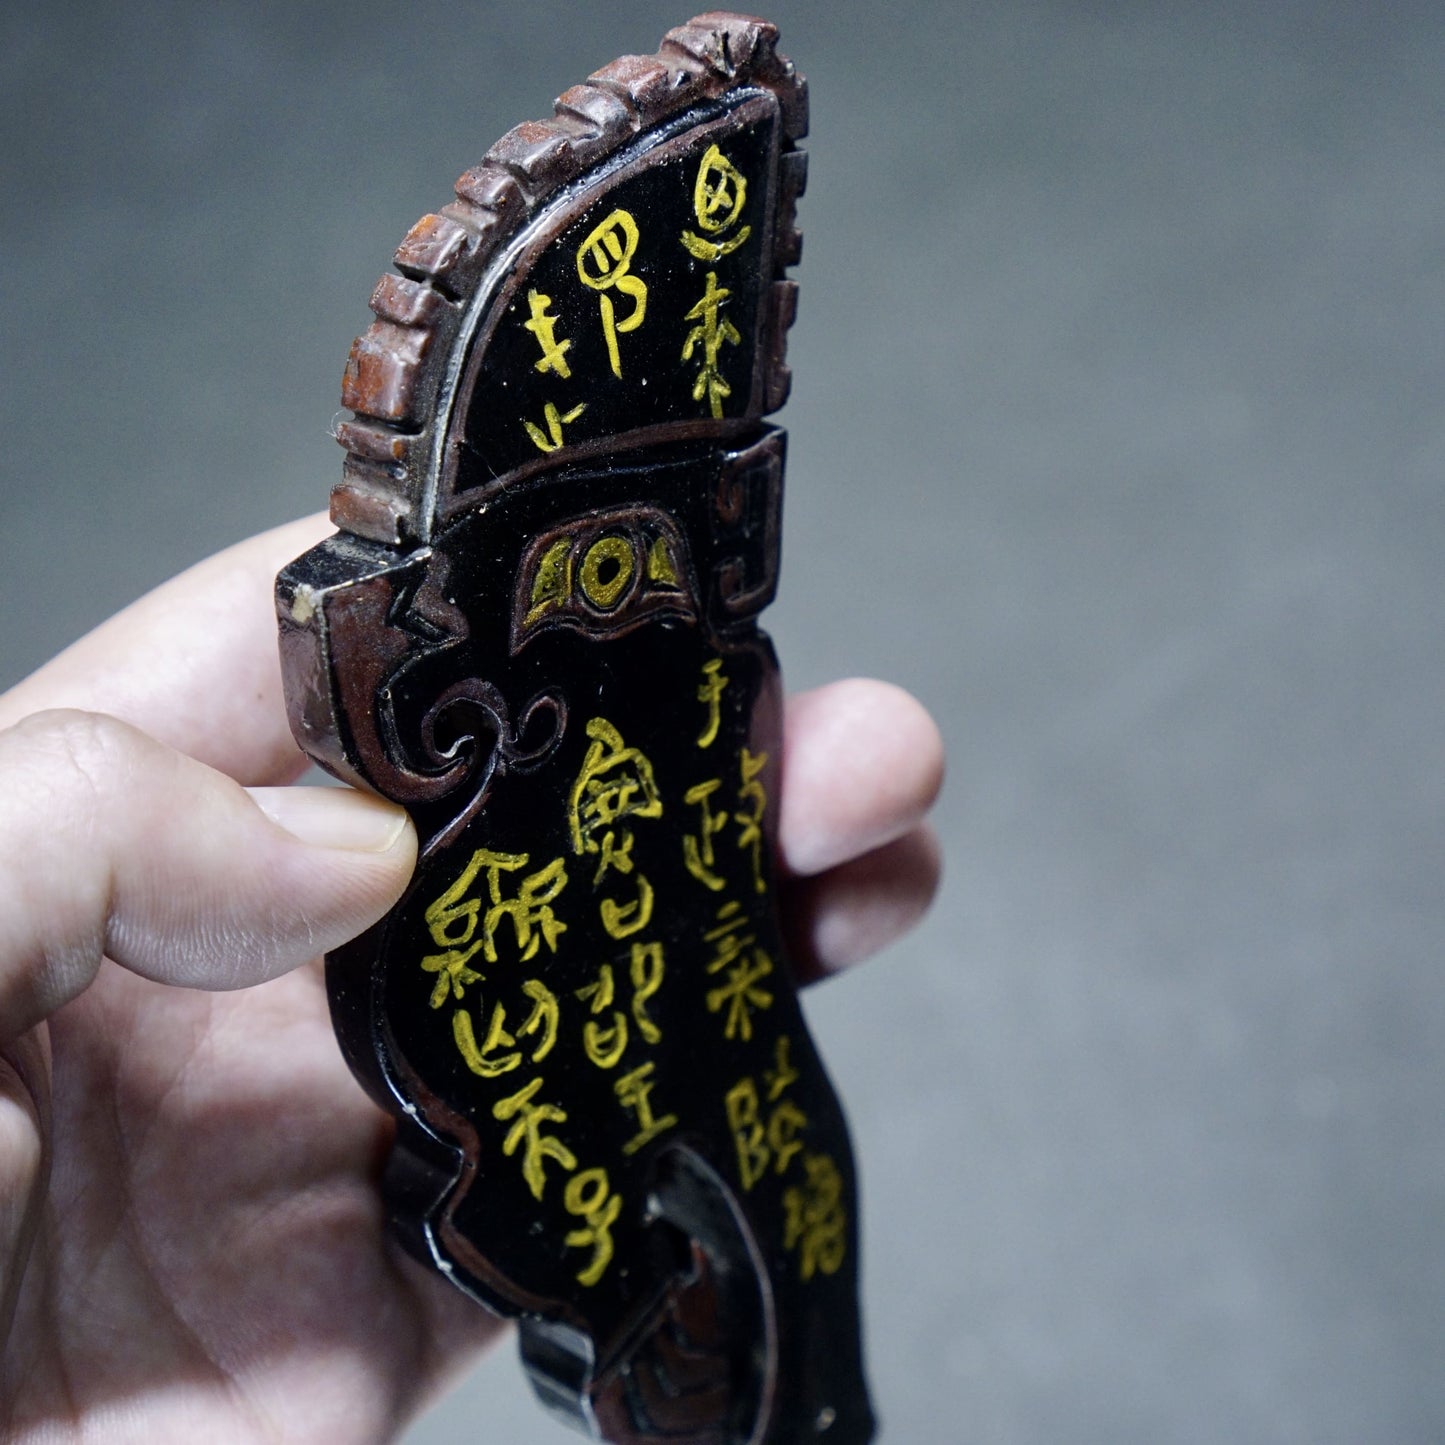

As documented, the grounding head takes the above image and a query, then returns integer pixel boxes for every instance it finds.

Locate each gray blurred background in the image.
[4,2,1443,1440]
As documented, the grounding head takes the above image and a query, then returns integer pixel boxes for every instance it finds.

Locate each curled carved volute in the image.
[277,15,873,1443]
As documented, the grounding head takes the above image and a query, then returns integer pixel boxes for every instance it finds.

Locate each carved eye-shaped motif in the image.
[512,506,697,650]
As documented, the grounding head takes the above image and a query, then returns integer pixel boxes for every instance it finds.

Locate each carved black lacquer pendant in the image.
[276,15,873,1442]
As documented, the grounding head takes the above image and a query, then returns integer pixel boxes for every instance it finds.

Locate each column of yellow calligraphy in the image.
[569,719,681,1153]
[565,717,680,1255]
[520,288,586,453]
[418,845,622,1287]
[680,146,749,418]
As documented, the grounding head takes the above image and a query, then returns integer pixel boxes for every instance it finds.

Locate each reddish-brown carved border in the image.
[331,12,808,547]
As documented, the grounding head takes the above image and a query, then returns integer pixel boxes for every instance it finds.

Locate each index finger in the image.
[0,514,332,786]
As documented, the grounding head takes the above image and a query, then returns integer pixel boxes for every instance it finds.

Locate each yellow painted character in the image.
[493,1076,577,1201]
[576,209,648,378]
[564,1167,622,1287]
[681,144,752,261]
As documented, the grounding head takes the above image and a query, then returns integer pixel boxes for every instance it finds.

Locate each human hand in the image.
[0,516,942,1442]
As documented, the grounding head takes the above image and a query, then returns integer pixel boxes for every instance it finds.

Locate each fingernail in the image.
[249,786,410,853]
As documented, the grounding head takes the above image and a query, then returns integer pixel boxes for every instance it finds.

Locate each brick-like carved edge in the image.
[332,12,808,546]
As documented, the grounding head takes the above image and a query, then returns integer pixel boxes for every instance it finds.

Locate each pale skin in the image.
[0,515,944,1442]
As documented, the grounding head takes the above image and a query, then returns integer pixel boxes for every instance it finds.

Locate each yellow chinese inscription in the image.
[576,208,648,379]
[783,1153,847,1280]
[764,1033,800,1101]
[577,962,629,1069]
[600,874,654,940]
[682,778,729,892]
[421,849,568,1008]
[615,1061,678,1156]
[452,978,558,1078]
[575,940,667,1068]
[629,940,665,1045]
[486,1070,623,1287]
[696,658,728,748]
[569,717,663,858]
[704,900,774,1040]
[682,144,752,262]
[564,1167,622,1287]
[682,271,741,419]
[736,747,768,894]
[589,825,637,886]
[522,288,572,378]
[725,1065,808,1191]
[523,399,587,454]
[493,1075,578,1201]
[569,717,663,938]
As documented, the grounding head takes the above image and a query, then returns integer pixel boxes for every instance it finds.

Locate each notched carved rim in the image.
[330,11,808,548]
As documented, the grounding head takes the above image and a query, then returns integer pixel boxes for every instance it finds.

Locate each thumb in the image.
[0,709,416,1042]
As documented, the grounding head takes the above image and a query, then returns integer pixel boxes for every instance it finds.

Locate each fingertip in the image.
[780,678,945,878]
[215,785,418,987]
[855,678,946,812]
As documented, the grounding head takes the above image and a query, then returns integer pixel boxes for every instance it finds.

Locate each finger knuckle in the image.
[0,711,146,874]
[0,709,133,808]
